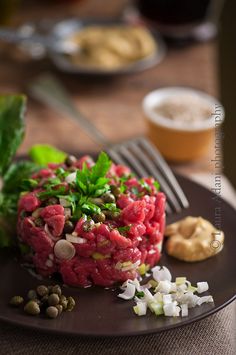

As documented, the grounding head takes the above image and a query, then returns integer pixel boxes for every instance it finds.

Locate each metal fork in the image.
[29,74,189,214]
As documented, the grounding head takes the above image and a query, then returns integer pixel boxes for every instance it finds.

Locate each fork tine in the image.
[107,146,173,215]
[114,145,148,177]
[138,137,189,209]
[127,141,183,213]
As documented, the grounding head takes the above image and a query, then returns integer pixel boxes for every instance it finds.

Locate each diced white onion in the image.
[66,234,86,244]
[153,292,163,303]
[65,172,76,183]
[197,295,214,306]
[170,283,177,292]
[173,306,181,317]
[143,288,155,304]
[117,265,214,319]
[118,283,136,300]
[178,283,188,292]
[148,249,156,255]
[152,266,172,282]
[120,279,144,292]
[181,304,188,317]
[163,303,177,317]
[44,224,58,241]
[134,301,147,316]
[163,294,172,305]
[197,282,209,294]
[45,259,53,268]
[121,260,140,272]
[156,280,172,294]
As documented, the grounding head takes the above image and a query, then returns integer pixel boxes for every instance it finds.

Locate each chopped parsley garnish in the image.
[135,291,145,298]
[153,180,160,191]
[117,225,131,233]
[140,179,151,192]
[102,203,120,212]
[75,152,111,197]
[130,186,139,196]
[21,178,38,190]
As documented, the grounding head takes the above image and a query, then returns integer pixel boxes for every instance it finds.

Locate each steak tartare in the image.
[17,152,166,287]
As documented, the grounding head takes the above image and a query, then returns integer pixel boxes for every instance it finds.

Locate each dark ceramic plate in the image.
[0,175,236,337]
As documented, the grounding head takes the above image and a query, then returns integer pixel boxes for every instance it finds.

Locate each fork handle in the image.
[30,74,111,147]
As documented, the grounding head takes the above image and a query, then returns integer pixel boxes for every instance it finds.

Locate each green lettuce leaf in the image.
[29,144,67,165]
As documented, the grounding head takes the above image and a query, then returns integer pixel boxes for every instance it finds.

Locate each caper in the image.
[34,217,44,227]
[51,285,62,297]
[104,210,120,220]
[46,197,58,206]
[83,220,95,232]
[24,300,40,316]
[63,220,74,234]
[89,198,104,207]
[65,155,77,167]
[93,212,106,223]
[55,304,63,315]
[46,306,58,319]
[36,285,48,297]
[60,295,68,310]
[110,185,121,197]
[102,192,115,203]
[112,211,120,220]
[27,289,37,300]
[67,296,76,312]
[48,293,60,306]
[10,296,24,307]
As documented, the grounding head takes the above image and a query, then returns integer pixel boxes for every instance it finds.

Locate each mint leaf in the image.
[29,144,67,165]
[0,95,26,176]
[0,192,19,247]
[3,161,39,193]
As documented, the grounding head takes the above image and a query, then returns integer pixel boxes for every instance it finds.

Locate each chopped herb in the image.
[135,291,145,298]
[140,179,151,192]
[119,184,127,193]
[102,203,120,212]
[75,152,111,198]
[131,186,139,196]
[117,225,131,236]
[21,179,38,190]
[44,177,62,187]
[37,185,67,199]
[153,180,160,191]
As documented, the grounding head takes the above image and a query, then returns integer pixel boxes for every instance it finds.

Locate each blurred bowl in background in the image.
[50,18,166,75]
[143,87,224,162]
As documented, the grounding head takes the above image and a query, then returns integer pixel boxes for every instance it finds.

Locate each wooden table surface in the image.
[0,0,218,176]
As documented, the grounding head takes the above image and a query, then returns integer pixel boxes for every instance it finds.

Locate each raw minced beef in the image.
[17,153,166,287]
